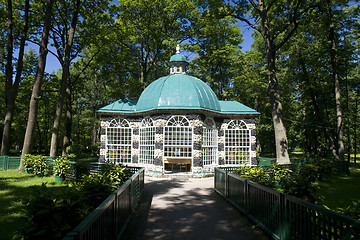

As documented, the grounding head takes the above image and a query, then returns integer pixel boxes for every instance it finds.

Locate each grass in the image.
[0,170,66,240]
[316,163,360,211]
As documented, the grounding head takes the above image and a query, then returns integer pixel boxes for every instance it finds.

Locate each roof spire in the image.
[169,44,189,75]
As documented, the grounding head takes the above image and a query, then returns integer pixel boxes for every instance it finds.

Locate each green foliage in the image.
[100,163,133,189]
[337,201,360,221]
[73,160,90,180]
[311,158,335,180]
[21,164,133,239]
[281,163,319,203]
[269,163,293,188]
[69,164,132,207]
[23,154,50,176]
[53,156,71,177]
[234,166,273,188]
[235,159,337,203]
[22,184,84,240]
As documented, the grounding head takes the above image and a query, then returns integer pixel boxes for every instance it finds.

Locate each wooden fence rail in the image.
[215,168,360,240]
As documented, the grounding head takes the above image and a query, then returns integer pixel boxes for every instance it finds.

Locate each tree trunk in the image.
[49,0,80,157]
[20,0,53,170]
[355,92,358,164]
[327,0,344,161]
[267,50,290,164]
[92,71,99,146]
[2,0,30,156]
[2,0,14,156]
[261,10,290,164]
[62,79,72,156]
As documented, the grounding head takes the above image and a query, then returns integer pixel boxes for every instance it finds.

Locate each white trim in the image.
[139,118,155,165]
[224,120,251,165]
[163,116,193,173]
[105,118,132,164]
[202,118,218,166]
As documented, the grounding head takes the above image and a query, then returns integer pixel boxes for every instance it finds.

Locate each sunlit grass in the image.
[0,170,66,240]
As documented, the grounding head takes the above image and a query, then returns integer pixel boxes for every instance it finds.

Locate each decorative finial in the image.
[176,44,180,54]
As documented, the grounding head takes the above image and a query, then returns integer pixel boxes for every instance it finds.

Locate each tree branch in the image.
[27,38,62,63]
[72,49,101,86]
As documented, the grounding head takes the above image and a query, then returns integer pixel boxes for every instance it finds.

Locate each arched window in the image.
[139,118,155,164]
[105,118,132,164]
[202,118,218,165]
[224,120,250,165]
[164,116,192,158]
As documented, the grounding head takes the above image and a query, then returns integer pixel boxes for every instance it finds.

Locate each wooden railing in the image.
[63,167,144,240]
[215,168,360,240]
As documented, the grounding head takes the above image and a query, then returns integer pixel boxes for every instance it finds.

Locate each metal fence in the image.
[0,156,21,170]
[215,168,360,240]
[62,167,144,240]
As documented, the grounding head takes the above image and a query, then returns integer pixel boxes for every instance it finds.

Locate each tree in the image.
[49,0,81,157]
[189,9,242,100]
[20,0,54,170]
[1,0,30,155]
[327,0,344,161]
[214,0,315,164]
[113,0,197,92]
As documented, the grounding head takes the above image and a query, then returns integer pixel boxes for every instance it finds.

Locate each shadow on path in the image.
[122,177,269,240]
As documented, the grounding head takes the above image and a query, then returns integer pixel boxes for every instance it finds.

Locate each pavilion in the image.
[97,46,259,176]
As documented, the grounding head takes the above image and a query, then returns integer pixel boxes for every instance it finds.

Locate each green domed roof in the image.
[135,74,220,112]
[169,54,188,63]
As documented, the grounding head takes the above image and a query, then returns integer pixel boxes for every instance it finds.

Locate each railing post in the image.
[114,192,118,240]
[5,156,9,171]
[245,179,249,217]
[225,170,228,198]
[279,192,287,240]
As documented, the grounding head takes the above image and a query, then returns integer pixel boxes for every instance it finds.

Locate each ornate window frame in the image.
[224,119,251,165]
[202,118,218,165]
[105,118,132,164]
[139,117,155,164]
[163,116,193,159]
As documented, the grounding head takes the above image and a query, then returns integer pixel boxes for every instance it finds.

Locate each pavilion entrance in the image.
[164,158,192,174]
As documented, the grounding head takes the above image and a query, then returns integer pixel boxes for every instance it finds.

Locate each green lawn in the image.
[316,163,360,212]
[0,170,66,240]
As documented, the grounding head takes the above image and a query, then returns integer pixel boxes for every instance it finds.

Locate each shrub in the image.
[72,164,132,207]
[281,163,319,202]
[53,156,71,177]
[23,155,49,176]
[311,158,335,180]
[73,160,90,180]
[234,166,274,187]
[22,164,134,240]
[22,184,84,240]
[269,163,293,189]
[337,201,360,221]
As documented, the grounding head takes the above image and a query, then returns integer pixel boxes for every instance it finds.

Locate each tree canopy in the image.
[0,0,359,163]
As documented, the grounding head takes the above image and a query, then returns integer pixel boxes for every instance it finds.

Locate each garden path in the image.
[121,176,269,240]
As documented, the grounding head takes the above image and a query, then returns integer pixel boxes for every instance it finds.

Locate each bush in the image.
[21,164,134,240]
[53,156,71,177]
[337,201,360,221]
[22,184,84,240]
[73,161,90,180]
[234,166,274,187]
[234,161,328,203]
[23,155,50,176]
[269,163,293,188]
[280,163,319,202]
[311,158,335,180]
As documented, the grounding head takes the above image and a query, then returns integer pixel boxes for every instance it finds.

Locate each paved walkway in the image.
[121,176,269,240]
